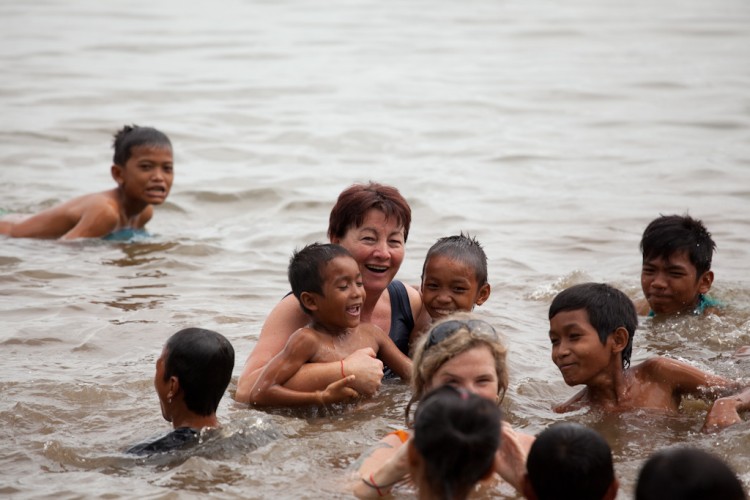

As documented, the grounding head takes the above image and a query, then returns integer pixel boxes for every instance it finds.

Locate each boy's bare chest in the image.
[310,330,379,362]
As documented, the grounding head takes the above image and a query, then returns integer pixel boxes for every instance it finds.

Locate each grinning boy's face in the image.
[549,309,615,387]
[641,250,712,315]
[421,254,490,320]
[113,144,174,206]
[309,255,365,330]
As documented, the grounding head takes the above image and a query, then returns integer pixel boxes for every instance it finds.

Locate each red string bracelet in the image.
[370,472,385,497]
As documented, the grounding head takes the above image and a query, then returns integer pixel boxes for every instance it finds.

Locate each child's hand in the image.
[343,348,384,396]
[321,375,360,404]
[495,422,531,491]
[702,397,743,432]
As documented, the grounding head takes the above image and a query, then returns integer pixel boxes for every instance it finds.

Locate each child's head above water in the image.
[407,312,508,422]
[420,233,491,319]
[288,243,362,318]
[636,446,746,500]
[409,385,501,500]
[640,214,716,315]
[549,282,638,369]
[156,328,235,422]
[523,422,618,500]
[112,124,172,166]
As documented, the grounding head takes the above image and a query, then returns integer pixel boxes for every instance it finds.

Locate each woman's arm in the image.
[353,433,411,499]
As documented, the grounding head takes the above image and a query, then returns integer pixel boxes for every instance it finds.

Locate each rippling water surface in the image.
[1,0,749,498]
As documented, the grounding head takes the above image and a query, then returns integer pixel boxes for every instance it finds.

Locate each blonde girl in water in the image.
[353,312,534,498]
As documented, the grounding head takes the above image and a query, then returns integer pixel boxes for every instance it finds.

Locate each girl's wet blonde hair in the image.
[406,312,508,425]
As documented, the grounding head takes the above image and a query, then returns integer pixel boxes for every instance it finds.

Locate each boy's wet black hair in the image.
[636,447,745,500]
[163,328,234,416]
[640,214,716,278]
[526,423,615,500]
[548,283,638,369]
[413,385,501,500]
[112,124,172,166]
[421,232,488,286]
[288,243,354,315]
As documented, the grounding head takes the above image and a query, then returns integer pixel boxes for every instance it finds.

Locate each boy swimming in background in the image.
[248,243,412,407]
[548,282,750,432]
[0,125,173,240]
[128,327,234,455]
[420,233,491,320]
[636,214,720,316]
[523,422,618,500]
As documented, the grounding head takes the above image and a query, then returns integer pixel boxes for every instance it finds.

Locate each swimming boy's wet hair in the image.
[112,125,172,166]
[327,182,412,243]
[526,423,615,500]
[163,328,234,417]
[640,214,716,277]
[549,283,638,369]
[636,447,746,500]
[421,232,488,286]
[288,243,354,315]
[413,385,501,500]
[407,312,508,424]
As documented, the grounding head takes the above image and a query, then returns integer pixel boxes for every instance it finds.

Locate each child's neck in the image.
[114,188,148,221]
[310,318,355,337]
[584,364,633,409]
[170,408,219,430]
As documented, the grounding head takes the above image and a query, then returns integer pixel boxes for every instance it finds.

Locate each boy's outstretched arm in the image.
[372,326,412,381]
[248,329,359,407]
[703,386,750,432]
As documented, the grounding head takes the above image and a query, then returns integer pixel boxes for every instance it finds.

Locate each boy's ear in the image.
[610,327,629,354]
[167,376,180,400]
[603,478,619,500]
[300,291,319,312]
[521,473,538,500]
[697,270,714,294]
[475,283,491,306]
[111,164,124,186]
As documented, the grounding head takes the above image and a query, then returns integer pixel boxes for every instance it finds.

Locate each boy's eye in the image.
[163,166,173,174]
[356,281,363,287]
[425,283,439,291]
[452,287,468,294]
[550,338,560,346]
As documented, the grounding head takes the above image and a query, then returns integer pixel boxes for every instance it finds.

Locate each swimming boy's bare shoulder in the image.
[633,356,734,398]
[1,190,122,239]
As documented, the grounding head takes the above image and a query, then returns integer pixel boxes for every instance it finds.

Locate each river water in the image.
[1,0,749,498]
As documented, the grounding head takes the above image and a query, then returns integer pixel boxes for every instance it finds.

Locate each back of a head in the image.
[327,182,411,242]
[421,233,488,286]
[640,214,715,276]
[164,328,235,416]
[413,385,501,500]
[287,243,352,314]
[548,282,638,368]
[112,124,171,165]
[526,423,615,500]
[636,447,746,500]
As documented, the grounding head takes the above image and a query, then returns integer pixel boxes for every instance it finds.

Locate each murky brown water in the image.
[1,0,749,498]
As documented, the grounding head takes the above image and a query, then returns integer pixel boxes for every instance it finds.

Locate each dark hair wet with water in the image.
[548,282,638,369]
[421,232,488,286]
[636,447,746,500]
[112,124,172,166]
[525,422,616,500]
[640,214,716,277]
[164,328,234,416]
[412,385,501,500]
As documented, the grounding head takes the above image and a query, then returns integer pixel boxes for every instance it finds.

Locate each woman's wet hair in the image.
[163,328,234,416]
[112,124,172,166]
[636,447,746,500]
[406,312,508,424]
[548,282,638,369]
[327,182,411,242]
[412,385,501,500]
[421,232,488,286]
[526,423,615,500]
